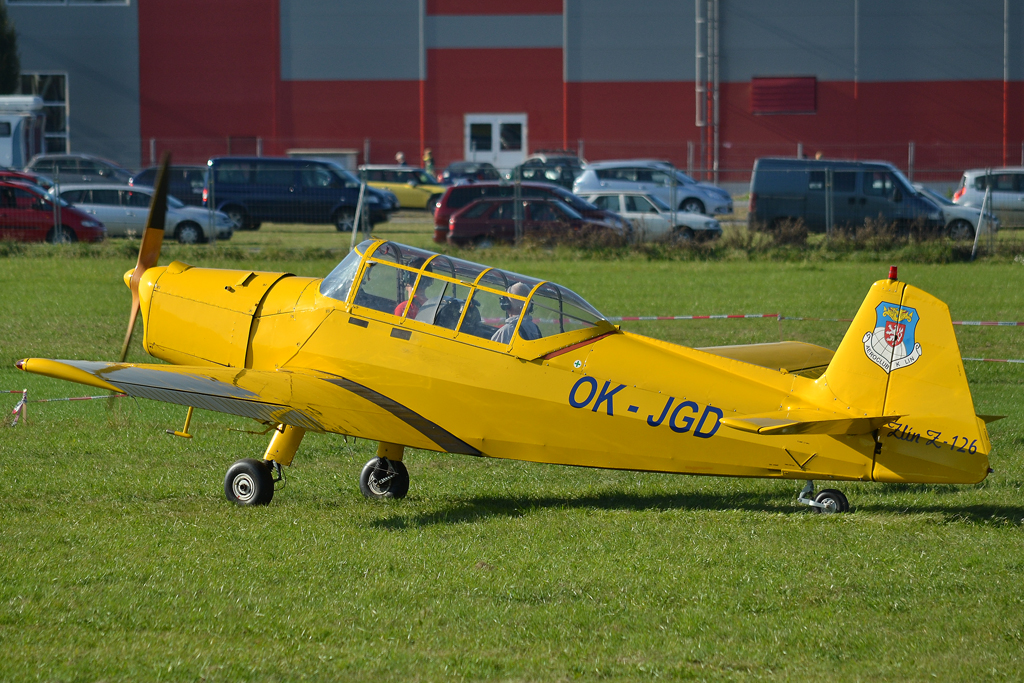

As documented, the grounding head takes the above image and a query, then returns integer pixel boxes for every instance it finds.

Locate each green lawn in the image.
[0,233,1022,681]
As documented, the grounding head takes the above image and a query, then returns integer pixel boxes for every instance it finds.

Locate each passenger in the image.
[490,282,541,343]
[394,257,429,318]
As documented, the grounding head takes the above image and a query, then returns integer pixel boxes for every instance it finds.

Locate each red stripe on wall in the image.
[428,0,562,15]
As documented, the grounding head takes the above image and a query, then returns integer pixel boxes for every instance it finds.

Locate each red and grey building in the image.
[9,0,1023,182]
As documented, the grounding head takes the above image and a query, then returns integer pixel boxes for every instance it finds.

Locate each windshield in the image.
[317,160,361,186]
[551,187,596,211]
[674,170,696,184]
[552,200,583,220]
[648,194,671,210]
[167,195,185,209]
[413,170,435,184]
[918,186,952,206]
[890,168,917,194]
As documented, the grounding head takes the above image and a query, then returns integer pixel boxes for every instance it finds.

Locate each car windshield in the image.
[168,195,185,209]
[673,170,697,184]
[647,194,672,210]
[551,187,597,211]
[890,168,917,194]
[318,160,361,186]
[413,170,434,184]
[552,200,583,220]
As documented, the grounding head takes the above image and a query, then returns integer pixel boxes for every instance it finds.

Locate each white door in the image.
[464,114,527,173]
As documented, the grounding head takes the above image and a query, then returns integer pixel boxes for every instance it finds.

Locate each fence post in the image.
[796,142,803,159]
[825,167,834,236]
[577,138,584,159]
[513,166,523,244]
[363,138,371,165]
[907,141,915,182]
[149,138,156,166]
[687,141,694,178]
[256,137,263,157]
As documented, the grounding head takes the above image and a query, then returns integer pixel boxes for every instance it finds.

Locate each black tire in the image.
[334,208,356,232]
[45,226,77,243]
[427,194,441,216]
[175,221,204,244]
[671,227,695,243]
[680,198,705,214]
[814,488,849,514]
[224,458,275,506]
[947,219,975,241]
[359,457,409,500]
[222,205,252,231]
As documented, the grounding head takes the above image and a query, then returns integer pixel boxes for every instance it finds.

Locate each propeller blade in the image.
[118,152,171,362]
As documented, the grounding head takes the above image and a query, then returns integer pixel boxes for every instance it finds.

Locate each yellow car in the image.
[360,165,447,212]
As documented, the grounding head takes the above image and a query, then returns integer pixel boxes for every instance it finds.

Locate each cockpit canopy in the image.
[320,240,608,348]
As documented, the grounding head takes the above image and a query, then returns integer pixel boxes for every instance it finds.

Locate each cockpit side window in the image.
[529,283,600,337]
[353,261,402,314]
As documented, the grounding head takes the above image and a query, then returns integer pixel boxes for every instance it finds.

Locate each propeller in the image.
[118,152,172,362]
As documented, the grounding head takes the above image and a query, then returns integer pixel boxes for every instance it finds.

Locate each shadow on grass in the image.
[369,489,1024,529]
[370,489,796,530]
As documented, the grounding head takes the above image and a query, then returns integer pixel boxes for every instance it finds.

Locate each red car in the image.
[0,169,56,191]
[433,181,629,243]
[447,197,616,246]
[0,181,105,243]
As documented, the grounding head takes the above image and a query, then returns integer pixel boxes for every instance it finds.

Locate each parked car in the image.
[580,191,722,242]
[438,161,501,185]
[446,197,616,246]
[914,184,998,240]
[26,153,132,184]
[130,165,207,206]
[359,164,448,211]
[574,160,733,215]
[952,167,1024,228]
[433,181,629,243]
[506,151,586,190]
[0,168,55,191]
[748,158,943,233]
[55,183,232,243]
[204,157,395,231]
[0,180,105,243]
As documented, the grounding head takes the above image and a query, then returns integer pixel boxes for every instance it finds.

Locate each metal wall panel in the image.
[8,4,140,169]
[280,0,420,81]
[565,0,694,82]
[424,15,562,48]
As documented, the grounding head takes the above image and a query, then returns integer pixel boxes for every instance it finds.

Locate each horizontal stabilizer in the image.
[697,341,835,378]
[720,410,901,436]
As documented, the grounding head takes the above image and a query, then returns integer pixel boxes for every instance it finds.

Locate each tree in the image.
[0,3,19,95]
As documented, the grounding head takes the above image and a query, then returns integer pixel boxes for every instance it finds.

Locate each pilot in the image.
[490,282,541,344]
[394,257,429,318]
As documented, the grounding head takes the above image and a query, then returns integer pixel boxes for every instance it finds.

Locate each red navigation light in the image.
[888,265,898,281]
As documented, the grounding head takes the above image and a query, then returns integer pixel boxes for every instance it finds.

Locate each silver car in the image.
[573,160,733,215]
[580,191,722,242]
[54,183,233,243]
[953,167,1024,228]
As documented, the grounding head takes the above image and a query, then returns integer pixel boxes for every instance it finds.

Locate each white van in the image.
[0,96,46,169]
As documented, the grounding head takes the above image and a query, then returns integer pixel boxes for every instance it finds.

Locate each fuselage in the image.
[135,252,990,487]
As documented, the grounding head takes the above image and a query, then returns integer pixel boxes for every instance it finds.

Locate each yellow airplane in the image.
[17,160,994,512]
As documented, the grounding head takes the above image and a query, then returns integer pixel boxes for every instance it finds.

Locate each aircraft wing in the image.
[720,410,900,436]
[697,341,834,378]
[15,358,482,455]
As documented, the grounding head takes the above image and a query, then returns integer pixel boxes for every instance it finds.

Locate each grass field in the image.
[1,224,1022,681]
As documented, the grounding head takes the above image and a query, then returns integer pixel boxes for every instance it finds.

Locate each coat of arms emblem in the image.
[862,302,922,373]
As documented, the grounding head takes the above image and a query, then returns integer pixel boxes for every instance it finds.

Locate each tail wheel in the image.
[225,458,275,506]
[813,489,849,514]
[359,457,409,499]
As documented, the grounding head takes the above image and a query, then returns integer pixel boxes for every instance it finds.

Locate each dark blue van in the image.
[204,156,396,231]
[748,158,943,232]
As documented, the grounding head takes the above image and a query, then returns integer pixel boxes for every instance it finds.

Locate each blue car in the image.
[204,156,396,231]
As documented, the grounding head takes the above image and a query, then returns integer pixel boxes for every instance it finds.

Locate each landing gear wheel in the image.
[224,458,275,506]
[813,488,849,514]
[359,457,409,500]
